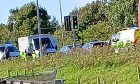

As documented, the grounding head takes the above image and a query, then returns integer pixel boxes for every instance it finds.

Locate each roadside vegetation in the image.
[0,0,139,83]
[0,46,140,84]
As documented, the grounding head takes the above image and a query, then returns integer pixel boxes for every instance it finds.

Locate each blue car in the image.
[4,42,19,57]
[59,44,82,54]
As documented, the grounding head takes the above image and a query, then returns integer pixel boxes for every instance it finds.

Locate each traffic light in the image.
[72,16,78,29]
[64,16,72,31]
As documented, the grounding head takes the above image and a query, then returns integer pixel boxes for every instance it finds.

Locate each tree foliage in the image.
[105,0,137,29]
[79,22,111,43]
[0,24,10,43]
[54,29,73,48]
[56,0,138,45]
[6,2,58,44]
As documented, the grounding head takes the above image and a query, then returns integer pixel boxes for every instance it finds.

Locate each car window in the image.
[93,42,108,47]
[0,47,5,52]
[7,47,18,52]
[33,38,53,50]
[102,42,108,46]
[82,44,87,49]
[94,43,101,46]
[82,43,91,49]
[67,45,73,49]
[66,46,71,50]
[67,45,82,49]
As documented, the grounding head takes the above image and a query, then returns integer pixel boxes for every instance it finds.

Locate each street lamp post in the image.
[59,0,64,47]
[36,0,43,57]
[59,0,63,26]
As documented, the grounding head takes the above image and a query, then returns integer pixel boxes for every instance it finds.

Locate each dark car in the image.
[82,41,109,52]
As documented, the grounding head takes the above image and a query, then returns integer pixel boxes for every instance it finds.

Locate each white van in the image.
[111,28,140,48]
[18,34,58,57]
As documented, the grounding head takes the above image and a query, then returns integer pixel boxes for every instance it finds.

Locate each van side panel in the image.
[119,29,135,42]
[18,37,29,52]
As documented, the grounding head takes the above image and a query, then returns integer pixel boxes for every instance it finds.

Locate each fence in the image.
[0,69,62,84]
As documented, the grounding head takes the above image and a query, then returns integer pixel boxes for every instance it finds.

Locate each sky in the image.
[0,0,94,24]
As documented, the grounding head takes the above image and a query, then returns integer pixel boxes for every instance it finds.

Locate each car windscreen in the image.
[0,47,5,52]
[7,46,18,52]
[33,38,54,50]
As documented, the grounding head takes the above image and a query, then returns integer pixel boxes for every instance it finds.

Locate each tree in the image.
[69,7,79,16]
[48,16,59,33]
[79,22,111,43]
[76,0,107,31]
[54,29,73,48]
[104,0,137,30]
[0,24,11,43]
[8,2,58,41]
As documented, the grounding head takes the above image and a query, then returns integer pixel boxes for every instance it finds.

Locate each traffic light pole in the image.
[73,14,79,49]
[36,0,43,57]
[71,15,76,49]
[64,15,78,49]
[73,29,76,49]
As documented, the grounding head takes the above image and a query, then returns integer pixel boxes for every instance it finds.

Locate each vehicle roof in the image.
[62,44,82,49]
[0,44,16,48]
[0,44,5,47]
[63,45,72,47]
[64,44,81,46]
[87,41,108,44]
[5,44,15,47]
[66,45,72,47]
[18,34,55,39]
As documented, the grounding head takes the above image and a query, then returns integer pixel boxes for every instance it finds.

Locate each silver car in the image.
[59,44,82,54]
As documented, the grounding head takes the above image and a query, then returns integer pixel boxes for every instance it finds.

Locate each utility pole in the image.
[36,0,42,57]
[59,0,63,26]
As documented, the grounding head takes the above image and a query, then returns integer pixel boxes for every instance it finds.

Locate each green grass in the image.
[0,46,140,84]
[57,63,138,84]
